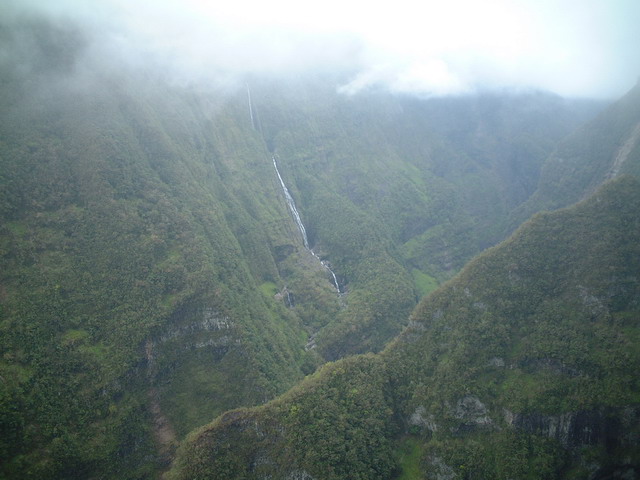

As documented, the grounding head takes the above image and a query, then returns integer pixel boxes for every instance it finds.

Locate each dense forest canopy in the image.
[1,4,639,479]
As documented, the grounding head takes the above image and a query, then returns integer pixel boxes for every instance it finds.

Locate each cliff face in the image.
[505,406,640,450]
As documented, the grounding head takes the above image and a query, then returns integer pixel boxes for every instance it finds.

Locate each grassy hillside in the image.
[169,176,640,479]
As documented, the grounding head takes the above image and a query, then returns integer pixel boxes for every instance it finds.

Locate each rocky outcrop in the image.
[504,406,640,449]
[451,395,493,434]
[158,308,233,343]
[149,307,239,356]
[286,470,315,480]
[409,406,439,432]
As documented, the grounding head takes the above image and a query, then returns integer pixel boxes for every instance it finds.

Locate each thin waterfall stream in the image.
[246,83,256,130]
[245,83,341,295]
[272,156,309,249]
[272,155,341,294]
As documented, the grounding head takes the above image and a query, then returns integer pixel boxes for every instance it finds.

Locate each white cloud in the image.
[6,0,640,98]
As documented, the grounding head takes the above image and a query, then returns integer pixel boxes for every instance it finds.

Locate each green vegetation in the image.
[511,81,640,229]
[248,80,599,358]
[168,355,400,480]
[396,436,425,480]
[0,19,323,476]
[410,268,439,298]
[419,431,567,480]
[258,281,278,298]
[170,176,640,479]
[1,12,630,479]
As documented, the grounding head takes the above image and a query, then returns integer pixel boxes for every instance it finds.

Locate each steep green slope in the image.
[0,12,608,478]
[169,176,640,479]
[249,80,600,358]
[511,81,640,228]
[0,18,329,478]
[254,82,601,276]
[388,175,640,478]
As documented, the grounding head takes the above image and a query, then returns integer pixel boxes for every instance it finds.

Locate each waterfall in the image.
[273,156,309,249]
[321,259,341,293]
[272,155,341,293]
[286,289,293,307]
[246,83,256,130]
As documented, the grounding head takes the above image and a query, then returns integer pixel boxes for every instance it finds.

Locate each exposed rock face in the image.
[453,395,492,430]
[425,455,456,480]
[286,470,315,480]
[409,406,438,432]
[504,406,640,449]
[487,356,505,367]
[577,284,610,318]
[151,307,240,357]
[591,464,639,480]
[158,308,234,344]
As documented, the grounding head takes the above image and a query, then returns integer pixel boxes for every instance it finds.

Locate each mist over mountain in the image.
[510,80,640,227]
[1,5,638,480]
[3,0,639,97]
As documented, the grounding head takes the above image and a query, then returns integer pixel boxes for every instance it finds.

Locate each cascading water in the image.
[273,156,310,249]
[272,155,341,294]
[246,86,341,295]
[246,83,256,130]
[322,260,340,293]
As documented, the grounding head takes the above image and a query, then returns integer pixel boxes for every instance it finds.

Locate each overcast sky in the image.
[7,0,640,98]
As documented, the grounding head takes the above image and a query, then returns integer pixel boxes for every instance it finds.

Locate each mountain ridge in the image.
[169,175,640,479]
[509,81,640,229]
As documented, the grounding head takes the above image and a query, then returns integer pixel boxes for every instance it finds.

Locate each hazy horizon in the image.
[3,0,639,99]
